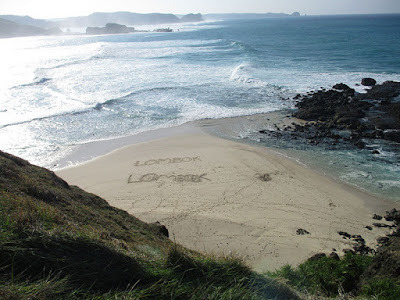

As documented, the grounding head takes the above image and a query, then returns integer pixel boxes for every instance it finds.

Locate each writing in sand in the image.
[128,173,210,184]
[134,156,201,167]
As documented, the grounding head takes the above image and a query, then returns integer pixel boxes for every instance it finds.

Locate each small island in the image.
[86,23,136,34]
[85,23,174,35]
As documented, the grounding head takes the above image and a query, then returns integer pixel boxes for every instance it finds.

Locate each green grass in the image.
[269,253,400,299]
[0,150,298,299]
[359,277,400,300]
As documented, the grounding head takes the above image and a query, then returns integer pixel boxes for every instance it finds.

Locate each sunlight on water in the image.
[0,16,399,201]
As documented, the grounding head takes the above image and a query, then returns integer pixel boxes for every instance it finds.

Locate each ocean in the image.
[0,14,399,200]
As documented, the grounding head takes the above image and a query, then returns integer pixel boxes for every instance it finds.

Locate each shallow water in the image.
[199,111,400,202]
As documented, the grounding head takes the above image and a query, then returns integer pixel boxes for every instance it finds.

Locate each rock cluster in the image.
[296,228,310,235]
[307,209,400,284]
[291,80,400,147]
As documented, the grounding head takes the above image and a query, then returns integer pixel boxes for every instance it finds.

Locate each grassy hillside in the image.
[0,150,298,299]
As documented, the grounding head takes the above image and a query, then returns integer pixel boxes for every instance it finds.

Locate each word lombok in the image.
[128,173,210,183]
[134,156,201,167]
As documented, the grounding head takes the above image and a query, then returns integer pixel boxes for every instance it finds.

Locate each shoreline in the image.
[53,111,294,171]
[56,117,398,272]
[53,121,203,170]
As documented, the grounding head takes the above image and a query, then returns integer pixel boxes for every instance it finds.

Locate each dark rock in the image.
[308,253,326,261]
[338,231,351,239]
[348,234,374,255]
[352,237,374,255]
[258,173,272,182]
[385,208,400,224]
[333,83,353,91]
[362,81,400,100]
[351,234,362,239]
[353,139,366,149]
[153,28,173,32]
[151,222,169,238]
[371,150,380,154]
[365,225,373,230]
[385,216,394,222]
[329,252,340,260]
[361,78,377,86]
[377,237,390,245]
[351,235,365,244]
[373,223,392,228]
[296,228,310,235]
[354,244,374,255]
[373,214,383,220]
[290,81,400,150]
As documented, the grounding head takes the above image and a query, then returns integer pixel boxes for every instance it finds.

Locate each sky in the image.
[1,0,400,19]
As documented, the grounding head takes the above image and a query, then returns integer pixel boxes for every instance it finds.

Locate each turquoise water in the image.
[0,15,399,199]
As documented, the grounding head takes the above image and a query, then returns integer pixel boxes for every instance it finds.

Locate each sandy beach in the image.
[57,124,397,272]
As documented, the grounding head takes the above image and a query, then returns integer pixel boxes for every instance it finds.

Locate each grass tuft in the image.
[269,253,373,297]
[360,277,400,300]
[269,252,400,299]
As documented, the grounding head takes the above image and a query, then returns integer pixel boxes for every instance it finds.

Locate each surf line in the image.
[134,156,201,167]
[128,173,210,184]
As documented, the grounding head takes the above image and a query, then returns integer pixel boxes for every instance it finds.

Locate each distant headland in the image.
[0,12,203,38]
[0,11,302,39]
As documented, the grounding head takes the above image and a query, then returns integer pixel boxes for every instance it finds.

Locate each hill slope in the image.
[0,150,298,299]
[0,15,56,29]
[0,18,61,38]
[56,12,203,28]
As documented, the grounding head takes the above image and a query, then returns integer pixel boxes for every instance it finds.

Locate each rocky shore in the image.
[288,79,399,148]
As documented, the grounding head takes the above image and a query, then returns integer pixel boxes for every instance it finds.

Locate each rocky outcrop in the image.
[290,80,400,146]
[360,80,400,101]
[180,13,203,22]
[86,23,136,35]
[361,78,377,86]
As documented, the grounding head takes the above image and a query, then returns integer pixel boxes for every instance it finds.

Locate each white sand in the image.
[57,129,396,272]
